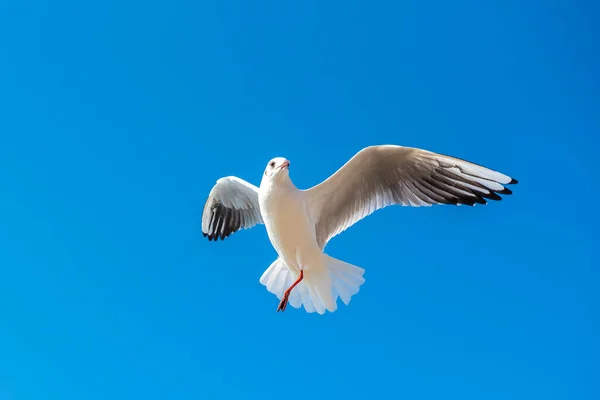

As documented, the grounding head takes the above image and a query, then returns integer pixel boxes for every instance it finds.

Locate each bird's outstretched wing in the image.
[305,145,518,249]
[202,176,263,241]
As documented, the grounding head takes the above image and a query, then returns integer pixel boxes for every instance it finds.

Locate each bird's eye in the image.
[269,161,275,168]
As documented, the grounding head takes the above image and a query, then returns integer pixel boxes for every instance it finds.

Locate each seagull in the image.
[201,145,517,314]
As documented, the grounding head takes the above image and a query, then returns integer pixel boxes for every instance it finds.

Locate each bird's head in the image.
[261,157,291,184]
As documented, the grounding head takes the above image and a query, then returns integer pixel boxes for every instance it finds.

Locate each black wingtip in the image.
[203,233,217,242]
[496,187,512,196]
[483,191,503,201]
[472,196,487,205]
[509,178,518,184]
[202,231,233,242]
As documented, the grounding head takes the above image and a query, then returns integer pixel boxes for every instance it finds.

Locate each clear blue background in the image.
[1,1,598,399]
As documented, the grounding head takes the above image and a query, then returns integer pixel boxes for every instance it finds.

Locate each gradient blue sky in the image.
[1,1,599,399]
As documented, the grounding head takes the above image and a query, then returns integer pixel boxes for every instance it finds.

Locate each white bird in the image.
[201,145,517,314]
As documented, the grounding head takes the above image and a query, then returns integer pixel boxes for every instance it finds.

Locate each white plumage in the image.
[201,145,518,314]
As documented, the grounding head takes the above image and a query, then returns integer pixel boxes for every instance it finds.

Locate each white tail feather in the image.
[324,254,365,307]
[259,255,366,314]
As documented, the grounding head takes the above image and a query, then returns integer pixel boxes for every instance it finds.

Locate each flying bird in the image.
[201,145,517,314]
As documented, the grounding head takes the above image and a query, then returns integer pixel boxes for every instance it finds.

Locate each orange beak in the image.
[279,160,290,170]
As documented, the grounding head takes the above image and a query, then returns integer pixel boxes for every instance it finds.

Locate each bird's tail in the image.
[259,255,365,315]
[324,254,366,308]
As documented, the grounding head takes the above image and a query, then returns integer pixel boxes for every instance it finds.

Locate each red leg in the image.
[277,271,304,312]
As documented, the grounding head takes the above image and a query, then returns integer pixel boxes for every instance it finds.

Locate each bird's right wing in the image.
[201,176,264,241]
[305,145,518,249]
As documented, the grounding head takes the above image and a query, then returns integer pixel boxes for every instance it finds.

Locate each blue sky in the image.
[1,1,598,399]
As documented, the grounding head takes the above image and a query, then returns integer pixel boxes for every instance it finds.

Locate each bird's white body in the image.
[257,161,341,313]
[259,180,319,277]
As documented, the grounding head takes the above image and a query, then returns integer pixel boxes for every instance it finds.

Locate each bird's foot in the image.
[277,292,290,312]
[276,271,303,313]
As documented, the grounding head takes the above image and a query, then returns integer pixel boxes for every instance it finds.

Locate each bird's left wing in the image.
[202,176,264,241]
[304,145,518,249]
